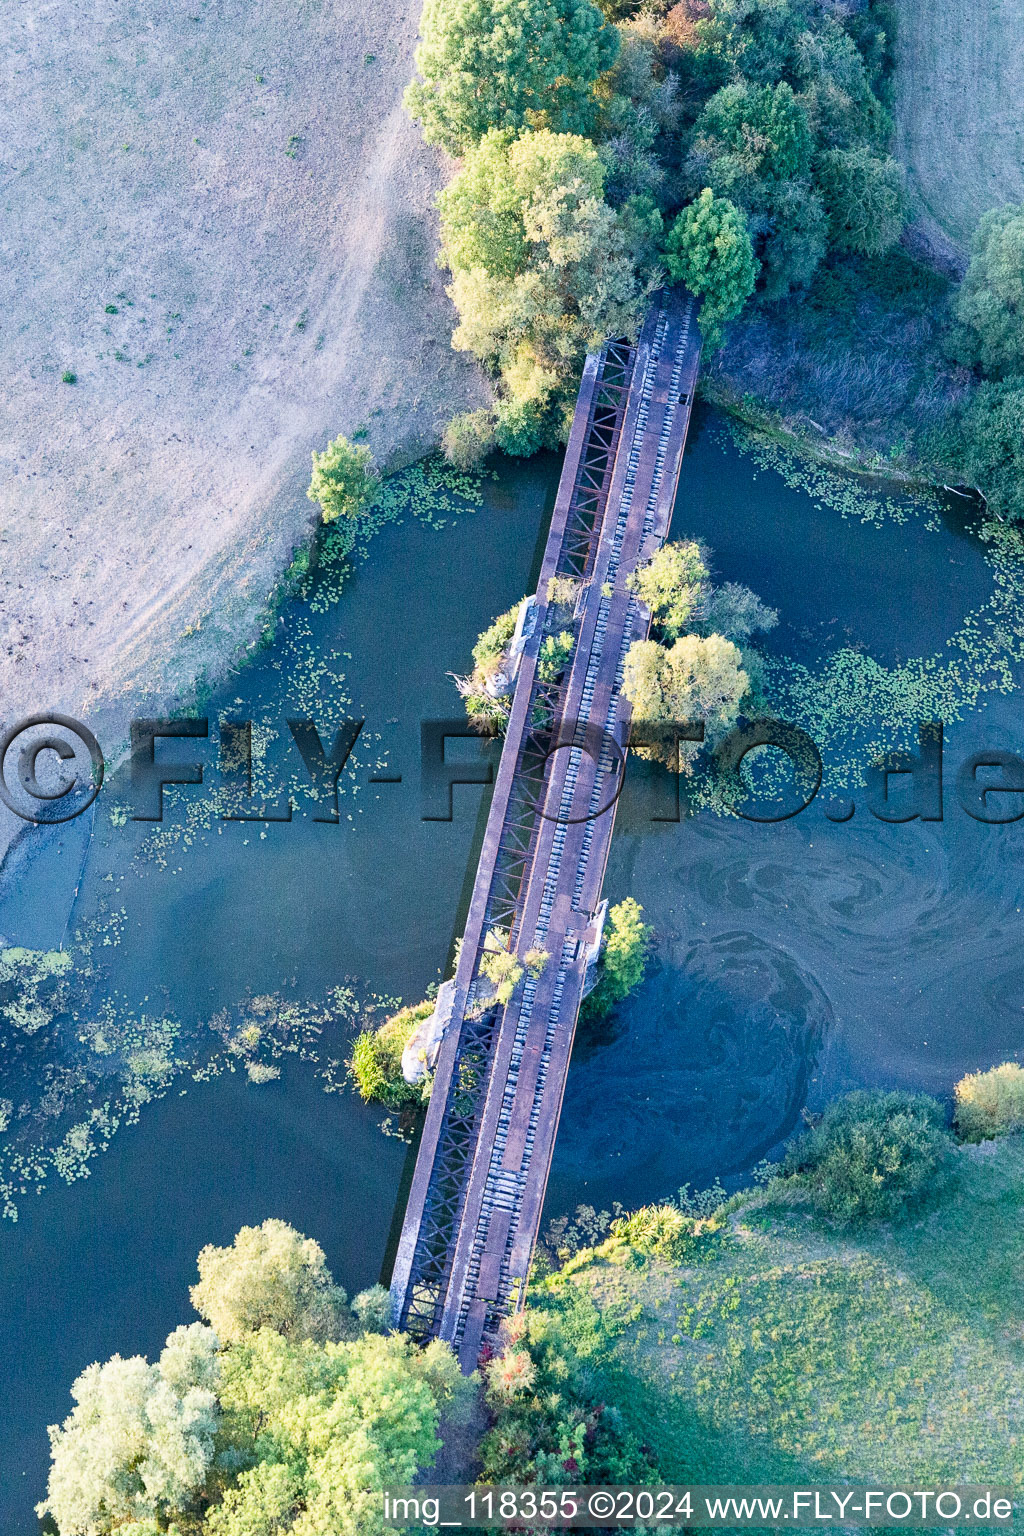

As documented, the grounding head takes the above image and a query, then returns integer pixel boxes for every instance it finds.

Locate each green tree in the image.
[796,19,890,149]
[952,203,1024,375]
[626,539,709,638]
[582,898,653,1020]
[747,177,827,299]
[190,1219,352,1345]
[207,1329,464,1536]
[958,380,1024,520]
[816,147,905,256]
[39,1227,467,1536]
[694,80,814,189]
[440,129,656,450]
[697,0,813,88]
[404,0,619,155]
[306,436,378,524]
[592,16,684,204]
[37,1324,221,1535]
[622,632,748,767]
[663,188,758,348]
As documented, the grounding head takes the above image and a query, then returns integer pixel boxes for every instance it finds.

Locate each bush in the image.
[537,629,574,684]
[957,379,1024,520]
[479,1309,657,1484]
[456,600,527,731]
[582,897,653,1019]
[474,604,520,671]
[783,1090,951,1225]
[443,409,496,470]
[479,937,524,1006]
[348,1000,435,1111]
[607,1203,724,1263]
[816,147,905,257]
[951,203,1024,376]
[954,1062,1024,1142]
[307,435,378,524]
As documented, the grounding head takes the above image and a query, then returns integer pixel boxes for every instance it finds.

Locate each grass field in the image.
[536,1138,1024,1488]
[0,0,486,863]
[895,0,1024,250]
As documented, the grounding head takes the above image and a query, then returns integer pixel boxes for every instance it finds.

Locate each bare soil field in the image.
[0,0,485,855]
[894,0,1024,252]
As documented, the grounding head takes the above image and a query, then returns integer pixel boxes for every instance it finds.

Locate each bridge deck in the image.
[390,292,702,1366]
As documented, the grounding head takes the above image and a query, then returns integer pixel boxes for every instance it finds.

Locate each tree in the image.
[700,580,777,642]
[952,203,1024,375]
[663,188,758,348]
[592,16,684,205]
[958,380,1024,520]
[626,539,709,637]
[37,1325,220,1535]
[698,0,814,88]
[796,20,890,150]
[622,632,748,768]
[404,0,619,155]
[40,1227,468,1536]
[206,1329,464,1536]
[582,898,653,1020]
[747,177,827,299]
[306,436,377,524]
[694,81,813,190]
[190,1219,352,1345]
[439,129,656,449]
[816,147,905,256]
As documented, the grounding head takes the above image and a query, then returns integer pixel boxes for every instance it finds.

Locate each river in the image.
[1,406,1020,1531]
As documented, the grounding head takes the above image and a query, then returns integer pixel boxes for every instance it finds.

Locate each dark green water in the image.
[1,406,1021,1530]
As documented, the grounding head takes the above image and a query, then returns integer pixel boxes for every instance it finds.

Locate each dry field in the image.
[895,0,1024,253]
[0,0,485,856]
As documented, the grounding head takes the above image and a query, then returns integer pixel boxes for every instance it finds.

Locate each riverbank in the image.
[532,1134,1024,1488]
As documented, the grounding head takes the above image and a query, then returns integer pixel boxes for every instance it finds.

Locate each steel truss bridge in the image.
[390,292,702,1368]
